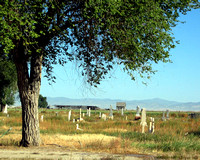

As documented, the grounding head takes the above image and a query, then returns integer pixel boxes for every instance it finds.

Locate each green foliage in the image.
[0,59,17,106]
[0,0,199,85]
[38,94,48,108]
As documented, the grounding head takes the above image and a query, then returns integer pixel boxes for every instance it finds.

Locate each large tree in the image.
[0,59,17,112]
[0,0,199,147]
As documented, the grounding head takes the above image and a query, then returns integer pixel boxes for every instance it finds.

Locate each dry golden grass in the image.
[1,109,199,159]
[41,134,120,150]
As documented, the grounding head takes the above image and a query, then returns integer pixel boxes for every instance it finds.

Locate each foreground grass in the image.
[0,108,199,159]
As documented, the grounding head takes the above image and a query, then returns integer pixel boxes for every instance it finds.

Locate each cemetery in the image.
[0,106,199,159]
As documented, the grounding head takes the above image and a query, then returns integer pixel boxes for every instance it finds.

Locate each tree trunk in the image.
[14,45,43,147]
[0,104,7,113]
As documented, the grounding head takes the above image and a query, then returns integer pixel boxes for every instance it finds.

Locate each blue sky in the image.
[40,9,200,103]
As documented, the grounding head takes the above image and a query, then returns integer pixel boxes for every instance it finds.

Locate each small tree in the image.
[38,94,48,108]
[0,59,17,112]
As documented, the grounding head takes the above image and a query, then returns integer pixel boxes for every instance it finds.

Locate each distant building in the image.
[116,102,126,110]
[51,105,100,110]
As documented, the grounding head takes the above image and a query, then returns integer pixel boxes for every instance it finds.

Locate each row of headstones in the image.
[135,106,170,120]
[136,106,170,133]
[140,108,155,134]
[40,106,170,134]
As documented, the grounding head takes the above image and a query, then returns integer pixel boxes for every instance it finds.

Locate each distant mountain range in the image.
[47,97,200,111]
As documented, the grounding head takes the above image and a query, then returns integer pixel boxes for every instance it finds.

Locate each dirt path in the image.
[0,146,155,160]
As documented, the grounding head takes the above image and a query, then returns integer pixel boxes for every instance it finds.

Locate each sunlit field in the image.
[0,108,199,159]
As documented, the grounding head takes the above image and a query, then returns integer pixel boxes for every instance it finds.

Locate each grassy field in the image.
[0,108,199,159]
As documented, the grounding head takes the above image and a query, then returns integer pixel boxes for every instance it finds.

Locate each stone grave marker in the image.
[121,108,124,116]
[166,109,170,119]
[80,108,82,119]
[40,115,44,122]
[102,114,106,121]
[135,106,141,120]
[68,110,71,121]
[140,108,147,133]
[149,117,155,133]
[3,104,8,114]
[88,108,91,117]
[99,112,102,118]
[109,105,113,120]
[76,124,83,130]
[162,111,166,121]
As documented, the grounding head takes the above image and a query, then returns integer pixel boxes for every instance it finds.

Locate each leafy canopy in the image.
[0,0,199,86]
[38,94,48,108]
[0,59,17,105]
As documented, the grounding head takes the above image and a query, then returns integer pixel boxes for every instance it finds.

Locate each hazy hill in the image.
[47,97,200,111]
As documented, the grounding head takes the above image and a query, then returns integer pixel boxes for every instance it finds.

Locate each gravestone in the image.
[166,110,170,119]
[83,113,85,117]
[149,117,155,133]
[140,108,147,133]
[76,124,83,130]
[86,109,89,115]
[99,112,102,118]
[88,108,91,117]
[102,114,107,121]
[80,108,82,119]
[109,105,113,120]
[40,115,44,122]
[68,110,71,121]
[162,111,166,121]
[135,106,141,120]
[73,119,75,123]
[121,108,124,116]
[3,104,8,114]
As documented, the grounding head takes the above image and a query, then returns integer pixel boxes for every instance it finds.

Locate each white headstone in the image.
[3,104,8,114]
[76,124,83,130]
[99,112,102,118]
[135,106,141,120]
[88,108,91,117]
[149,117,155,133]
[80,108,82,119]
[166,110,170,119]
[102,114,106,121]
[68,110,71,121]
[140,108,147,133]
[83,113,85,117]
[121,108,124,116]
[109,105,113,117]
[73,119,75,123]
[162,111,166,121]
[40,115,44,122]
[136,106,140,116]
[152,118,155,133]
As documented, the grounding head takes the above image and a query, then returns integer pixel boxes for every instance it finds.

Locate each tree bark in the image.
[14,44,42,147]
[0,104,6,113]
